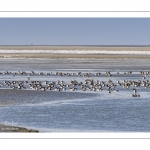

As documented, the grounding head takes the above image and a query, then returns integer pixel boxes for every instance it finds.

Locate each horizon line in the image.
[0,45,150,47]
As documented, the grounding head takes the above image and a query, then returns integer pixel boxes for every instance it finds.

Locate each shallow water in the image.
[0,58,150,132]
[0,94,150,132]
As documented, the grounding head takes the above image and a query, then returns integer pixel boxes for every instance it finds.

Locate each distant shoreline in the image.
[0,46,150,59]
[0,45,150,50]
[0,45,150,47]
[1,53,150,59]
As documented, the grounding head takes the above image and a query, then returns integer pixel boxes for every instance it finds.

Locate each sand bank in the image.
[1,53,150,59]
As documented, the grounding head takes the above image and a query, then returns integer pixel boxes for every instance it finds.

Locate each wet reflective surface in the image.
[0,58,150,132]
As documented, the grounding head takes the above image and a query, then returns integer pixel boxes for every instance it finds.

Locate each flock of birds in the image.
[0,70,150,97]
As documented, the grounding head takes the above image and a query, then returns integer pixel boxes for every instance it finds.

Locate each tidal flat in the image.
[0,46,150,132]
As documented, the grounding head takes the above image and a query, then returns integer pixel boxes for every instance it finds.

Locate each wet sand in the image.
[0,57,150,70]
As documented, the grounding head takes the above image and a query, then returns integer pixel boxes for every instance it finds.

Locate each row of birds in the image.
[0,70,149,78]
[0,70,150,97]
[0,71,150,80]
[0,76,149,97]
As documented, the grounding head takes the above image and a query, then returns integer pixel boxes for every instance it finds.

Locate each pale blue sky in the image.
[0,18,150,45]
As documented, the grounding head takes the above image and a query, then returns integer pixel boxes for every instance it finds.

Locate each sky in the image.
[0,18,150,45]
